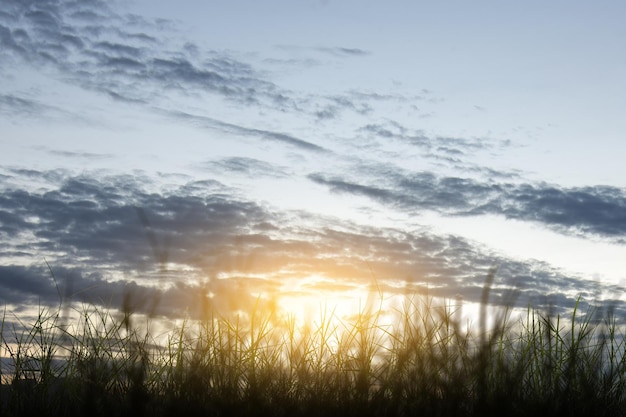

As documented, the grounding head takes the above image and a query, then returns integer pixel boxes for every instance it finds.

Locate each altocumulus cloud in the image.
[0,0,380,119]
[0,0,422,134]
[0,0,290,108]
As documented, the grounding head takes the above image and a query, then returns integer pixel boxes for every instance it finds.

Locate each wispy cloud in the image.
[46,149,114,160]
[316,46,370,57]
[276,44,370,58]
[203,157,290,179]
[359,121,507,156]
[163,109,329,154]
[0,94,58,117]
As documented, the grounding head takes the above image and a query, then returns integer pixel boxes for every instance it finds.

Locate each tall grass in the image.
[2,270,626,416]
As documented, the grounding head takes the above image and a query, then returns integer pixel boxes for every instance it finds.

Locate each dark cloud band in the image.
[309,171,626,241]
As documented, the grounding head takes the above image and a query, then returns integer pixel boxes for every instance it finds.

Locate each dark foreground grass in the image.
[2,271,626,417]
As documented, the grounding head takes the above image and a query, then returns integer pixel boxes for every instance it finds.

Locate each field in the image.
[2,269,626,417]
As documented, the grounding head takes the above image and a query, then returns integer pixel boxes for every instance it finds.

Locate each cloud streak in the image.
[164,109,329,154]
[309,170,626,242]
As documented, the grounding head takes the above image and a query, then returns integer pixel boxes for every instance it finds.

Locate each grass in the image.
[2,268,626,417]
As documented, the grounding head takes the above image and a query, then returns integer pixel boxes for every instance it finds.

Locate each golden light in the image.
[275,274,381,327]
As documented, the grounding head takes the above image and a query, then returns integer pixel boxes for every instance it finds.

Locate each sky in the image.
[2,0,626,324]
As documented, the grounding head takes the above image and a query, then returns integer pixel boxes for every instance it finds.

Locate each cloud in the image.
[3,0,405,136]
[0,170,620,320]
[316,46,370,57]
[163,109,329,153]
[355,121,520,178]
[0,263,216,321]
[308,170,626,241]
[203,157,290,179]
[0,24,28,57]
[502,184,626,239]
[0,0,431,133]
[0,0,296,111]
[276,44,370,58]
[93,40,142,58]
[359,121,504,157]
[361,123,409,139]
[45,149,114,160]
[314,95,373,119]
[0,94,58,117]
[308,89,431,121]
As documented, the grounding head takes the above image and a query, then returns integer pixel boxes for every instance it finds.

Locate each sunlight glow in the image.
[275,274,380,327]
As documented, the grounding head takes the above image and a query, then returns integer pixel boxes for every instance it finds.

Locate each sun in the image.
[269,274,398,332]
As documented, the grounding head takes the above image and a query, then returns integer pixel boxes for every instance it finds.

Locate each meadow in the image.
[2,268,626,417]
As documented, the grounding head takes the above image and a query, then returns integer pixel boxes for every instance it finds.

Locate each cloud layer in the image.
[1,170,620,321]
[1,0,625,327]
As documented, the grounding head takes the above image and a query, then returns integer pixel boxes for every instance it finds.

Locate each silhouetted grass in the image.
[2,268,626,417]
